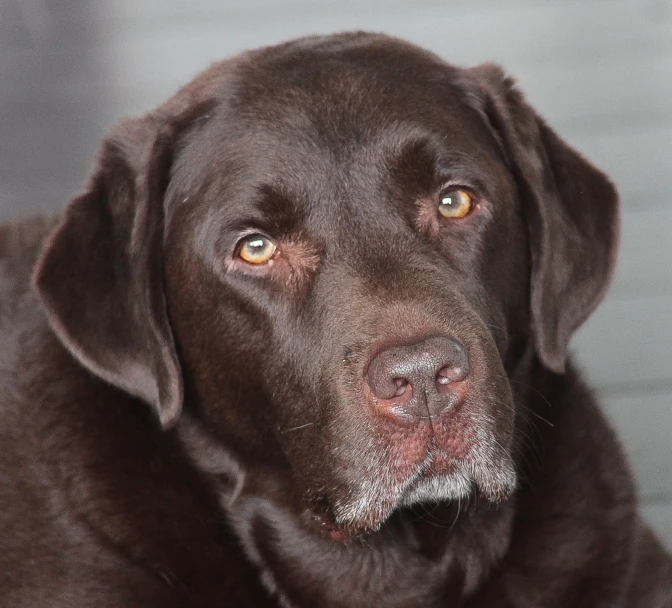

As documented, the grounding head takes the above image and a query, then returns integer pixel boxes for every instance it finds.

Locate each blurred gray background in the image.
[1,0,670,548]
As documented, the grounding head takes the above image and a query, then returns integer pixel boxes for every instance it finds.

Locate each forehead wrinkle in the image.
[365,117,505,167]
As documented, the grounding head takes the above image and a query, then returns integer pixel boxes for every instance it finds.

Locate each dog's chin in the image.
[315,458,517,541]
[399,460,517,509]
[398,471,474,508]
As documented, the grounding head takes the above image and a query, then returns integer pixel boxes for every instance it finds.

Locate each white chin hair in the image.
[332,459,517,530]
[399,471,473,508]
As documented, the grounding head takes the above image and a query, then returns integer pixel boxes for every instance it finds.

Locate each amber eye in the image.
[237,234,277,265]
[438,188,474,219]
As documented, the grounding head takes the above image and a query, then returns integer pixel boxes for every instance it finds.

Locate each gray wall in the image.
[2,0,671,547]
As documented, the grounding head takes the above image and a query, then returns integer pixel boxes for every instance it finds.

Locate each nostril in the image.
[436,370,451,386]
[392,378,408,397]
[436,361,469,385]
[368,359,410,400]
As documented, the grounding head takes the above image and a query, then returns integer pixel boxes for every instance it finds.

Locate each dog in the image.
[1,32,670,607]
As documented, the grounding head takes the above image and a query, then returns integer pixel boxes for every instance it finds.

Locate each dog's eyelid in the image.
[436,178,479,194]
[230,227,276,248]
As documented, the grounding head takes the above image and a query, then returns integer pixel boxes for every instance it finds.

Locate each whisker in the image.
[279,422,316,433]
[510,380,554,423]
[483,323,508,337]
[411,504,458,531]
[450,495,462,531]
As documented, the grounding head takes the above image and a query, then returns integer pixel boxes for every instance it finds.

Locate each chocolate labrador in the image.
[1,32,671,607]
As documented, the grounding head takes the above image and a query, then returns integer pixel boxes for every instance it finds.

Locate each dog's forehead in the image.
[226,67,491,159]
[170,39,511,233]
[222,41,493,156]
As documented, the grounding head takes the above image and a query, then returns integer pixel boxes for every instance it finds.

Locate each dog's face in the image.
[33,34,618,537]
[162,45,528,533]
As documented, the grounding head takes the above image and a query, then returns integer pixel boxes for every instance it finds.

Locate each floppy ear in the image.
[33,117,183,428]
[466,64,620,373]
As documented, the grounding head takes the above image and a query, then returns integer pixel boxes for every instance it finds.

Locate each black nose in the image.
[366,335,469,421]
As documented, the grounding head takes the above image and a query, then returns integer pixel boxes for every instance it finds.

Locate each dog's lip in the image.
[303,404,515,540]
[310,510,354,542]
[307,502,372,542]
[306,447,465,542]
[421,444,459,473]
[389,427,468,480]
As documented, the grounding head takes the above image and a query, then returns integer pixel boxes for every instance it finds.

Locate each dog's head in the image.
[34,33,618,537]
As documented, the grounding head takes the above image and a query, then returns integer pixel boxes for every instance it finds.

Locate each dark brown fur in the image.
[1,32,670,607]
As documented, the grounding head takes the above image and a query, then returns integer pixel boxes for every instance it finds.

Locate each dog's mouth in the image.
[308,440,517,542]
[288,331,518,542]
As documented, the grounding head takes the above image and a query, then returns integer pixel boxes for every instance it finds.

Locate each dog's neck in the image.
[177,416,518,607]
